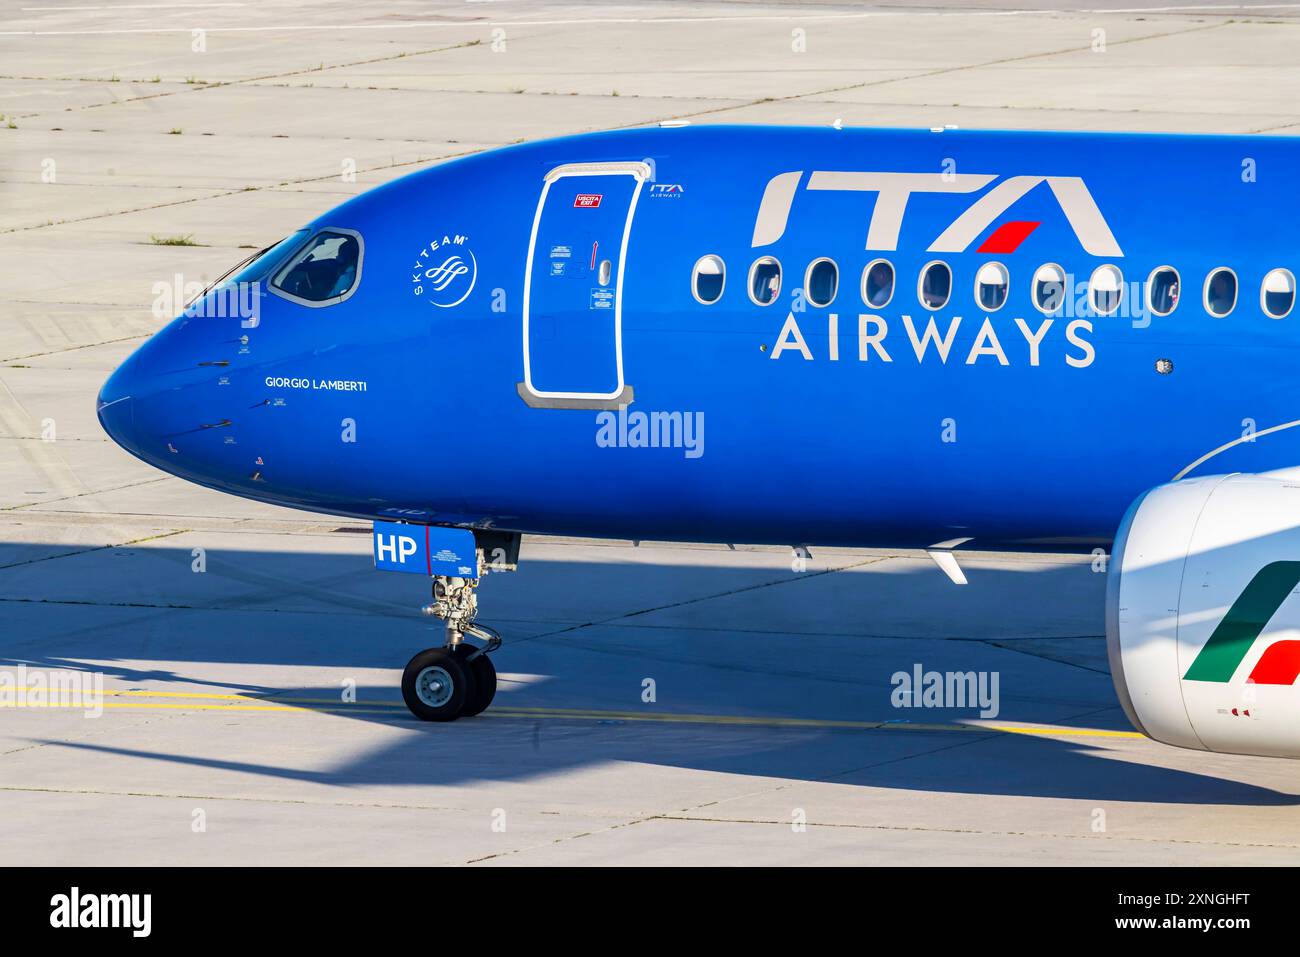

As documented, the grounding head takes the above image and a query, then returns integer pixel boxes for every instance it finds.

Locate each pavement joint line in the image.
[789,98,1300,122]
[0,595,423,619]
[1251,119,1300,133]
[464,825,610,864]
[0,700,191,759]
[651,699,1141,826]
[0,781,1289,851]
[981,636,1111,675]
[0,144,487,235]
[2,436,117,443]
[657,718,1024,822]
[0,373,85,500]
[0,691,1145,737]
[0,783,475,814]
[1,476,170,511]
[650,19,1235,128]
[4,37,488,122]
[0,8,1287,42]
[0,528,190,570]
[510,556,890,647]
[1,333,151,364]
[0,510,365,531]
[643,815,1300,848]
[1,299,146,307]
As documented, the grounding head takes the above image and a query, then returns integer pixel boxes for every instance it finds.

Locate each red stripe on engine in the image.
[1247,639,1300,685]
[977,221,1041,254]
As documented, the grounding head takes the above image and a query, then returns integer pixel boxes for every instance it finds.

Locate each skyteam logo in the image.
[411,232,477,308]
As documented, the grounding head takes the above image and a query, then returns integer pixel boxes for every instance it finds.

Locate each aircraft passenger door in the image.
[519,161,649,409]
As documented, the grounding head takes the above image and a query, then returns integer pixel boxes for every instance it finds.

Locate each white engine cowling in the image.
[1108,471,1300,758]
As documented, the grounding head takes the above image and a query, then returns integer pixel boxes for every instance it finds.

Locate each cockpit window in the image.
[271,229,363,305]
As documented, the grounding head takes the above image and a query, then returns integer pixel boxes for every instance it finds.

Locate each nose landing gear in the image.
[399,533,515,722]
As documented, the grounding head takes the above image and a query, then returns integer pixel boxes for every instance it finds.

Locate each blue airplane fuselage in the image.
[98,125,1300,549]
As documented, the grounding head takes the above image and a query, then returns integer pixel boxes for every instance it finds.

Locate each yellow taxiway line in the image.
[0,689,1144,738]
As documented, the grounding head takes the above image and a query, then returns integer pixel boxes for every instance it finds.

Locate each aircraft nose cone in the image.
[97,355,139,454]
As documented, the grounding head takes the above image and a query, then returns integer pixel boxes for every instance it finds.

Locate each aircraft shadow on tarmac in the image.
[1,541,1295,806]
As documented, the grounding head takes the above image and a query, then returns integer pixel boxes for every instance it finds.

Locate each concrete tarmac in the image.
[2,0,1299,865]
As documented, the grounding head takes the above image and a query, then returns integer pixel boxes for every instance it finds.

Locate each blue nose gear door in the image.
[519,161,648,409]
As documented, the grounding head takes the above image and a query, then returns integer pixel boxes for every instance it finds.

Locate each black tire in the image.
[402,647,476,721]
[455,646,497,717]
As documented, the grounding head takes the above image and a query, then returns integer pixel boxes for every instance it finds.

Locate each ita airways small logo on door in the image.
[410,232,477,308]
[573,193,602,208]
[648,183,684,199]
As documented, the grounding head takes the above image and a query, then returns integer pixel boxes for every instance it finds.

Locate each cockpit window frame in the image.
[268,226,365,308]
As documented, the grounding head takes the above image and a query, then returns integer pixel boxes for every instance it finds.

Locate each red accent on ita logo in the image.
[573,194,602,208]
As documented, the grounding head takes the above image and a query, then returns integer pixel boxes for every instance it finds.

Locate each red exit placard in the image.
[573,194,602,208]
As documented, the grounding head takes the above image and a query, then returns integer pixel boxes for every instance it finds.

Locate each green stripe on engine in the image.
[1184,561,1300,682]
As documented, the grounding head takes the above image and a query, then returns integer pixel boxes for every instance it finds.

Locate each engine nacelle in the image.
[1108,471,1300,758]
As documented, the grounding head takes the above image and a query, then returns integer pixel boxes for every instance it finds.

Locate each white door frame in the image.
[518,161,650,409]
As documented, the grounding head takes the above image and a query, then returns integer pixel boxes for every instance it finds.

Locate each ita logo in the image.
[411,233,477,308]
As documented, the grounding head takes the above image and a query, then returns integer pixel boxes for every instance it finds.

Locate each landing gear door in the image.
[519,161,648,409]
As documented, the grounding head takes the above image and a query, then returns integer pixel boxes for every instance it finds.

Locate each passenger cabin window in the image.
[1090,264,1123,316]
[271,230,362,304]
[692,255,725,304]
[1147,266,1180,317]
[975,262,1009,311]
[1204,267,1237,317]
[805,258,838,307]
[1033,263,1066,314]
[862,259,894,308]
[1262,268,1296,319]
[749,256,782,306]
[918,261,951,310]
